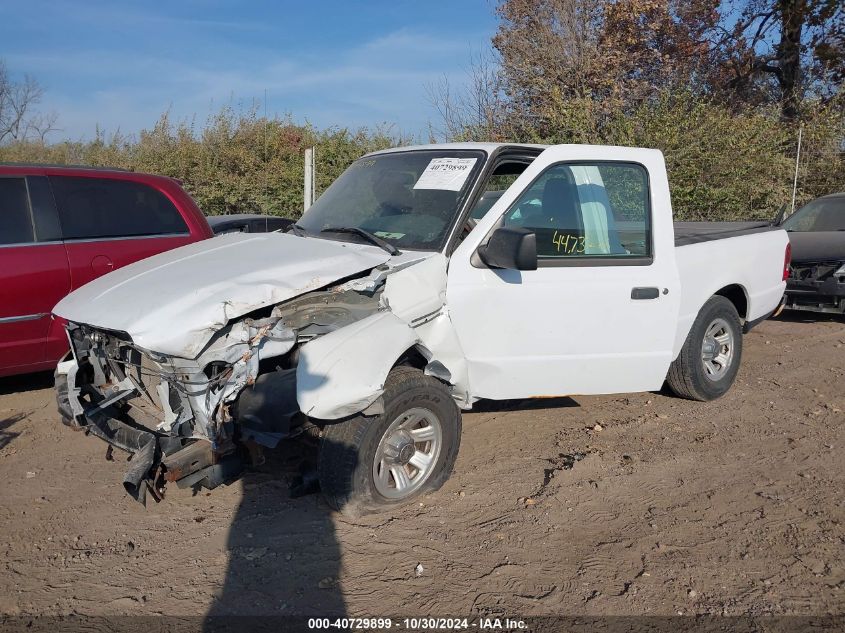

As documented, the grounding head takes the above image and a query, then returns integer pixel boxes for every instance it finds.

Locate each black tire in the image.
[54,365,77,428]
[666,295,743,401]
[317,366,461,517]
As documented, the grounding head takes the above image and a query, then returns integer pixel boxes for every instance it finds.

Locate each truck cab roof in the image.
[363,142,665,159]
[363,142,548,158]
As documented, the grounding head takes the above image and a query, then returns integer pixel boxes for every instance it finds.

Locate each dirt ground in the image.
[0,312,843,620]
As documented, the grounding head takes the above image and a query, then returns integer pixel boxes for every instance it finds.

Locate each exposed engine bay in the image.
[57,279,387,503]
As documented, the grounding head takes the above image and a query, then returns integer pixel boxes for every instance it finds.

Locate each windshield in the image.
[297,149,485,250]
[783,197,845,232]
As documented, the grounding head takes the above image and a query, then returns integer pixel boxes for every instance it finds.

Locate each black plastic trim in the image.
[537,255,655,268]
[0,174,36,245]
[0,162,130,171]
[26,175,63,242]
[743,297,785,333]
[446,147,543,256]
[674,222,777,246]
[631,287,660,300]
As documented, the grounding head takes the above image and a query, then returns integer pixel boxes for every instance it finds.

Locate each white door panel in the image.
[449,264,679,398]
[447,145,681,400]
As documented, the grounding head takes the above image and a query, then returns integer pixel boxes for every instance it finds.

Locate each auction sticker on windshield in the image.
[374,231,406,240]
[413,158,478,191]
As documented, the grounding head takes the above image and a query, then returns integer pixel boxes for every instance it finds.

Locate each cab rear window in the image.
[50,176,188,240]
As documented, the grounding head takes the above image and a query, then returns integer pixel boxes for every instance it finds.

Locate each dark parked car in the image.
[205,213,293,235]
[782,193,845,314]
[0,164,214,377]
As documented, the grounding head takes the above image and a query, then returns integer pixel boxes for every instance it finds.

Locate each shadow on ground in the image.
[773,310,844,324]
[203,389,594,624]
[0,371,49,450]
[0,370,54,396]
[472,396,580,413]
[204,433,349,627]
[0,412,26,450]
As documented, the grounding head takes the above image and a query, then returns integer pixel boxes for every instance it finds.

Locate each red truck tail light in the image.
[783,242,792,281]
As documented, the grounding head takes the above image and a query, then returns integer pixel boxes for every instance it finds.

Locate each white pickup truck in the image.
[53,143,790,514]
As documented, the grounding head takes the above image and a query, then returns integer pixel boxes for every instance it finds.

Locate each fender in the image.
[296,311,421,419]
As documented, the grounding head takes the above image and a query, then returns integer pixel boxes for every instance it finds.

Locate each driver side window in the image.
[505,162,651,260]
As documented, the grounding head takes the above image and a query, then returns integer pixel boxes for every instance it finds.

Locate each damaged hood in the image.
[53,232,391,358]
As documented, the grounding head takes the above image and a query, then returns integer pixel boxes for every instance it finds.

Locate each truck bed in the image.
[674,221,776,247]
[672,221,789,355]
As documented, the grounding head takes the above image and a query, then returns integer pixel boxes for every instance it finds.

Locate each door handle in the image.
[631,287,660,300]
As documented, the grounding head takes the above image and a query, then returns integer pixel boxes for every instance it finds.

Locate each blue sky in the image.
[1,0,498,141]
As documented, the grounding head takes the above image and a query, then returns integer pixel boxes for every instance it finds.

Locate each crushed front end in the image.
[785,261,845,314]
[55,286,383,504]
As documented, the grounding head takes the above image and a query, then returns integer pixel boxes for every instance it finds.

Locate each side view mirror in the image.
[773,203,788,226]
[478,226,538,271]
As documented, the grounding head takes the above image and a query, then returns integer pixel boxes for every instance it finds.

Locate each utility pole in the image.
[264,89,269,209]
[304,147,315,211]
[790,124,803,214]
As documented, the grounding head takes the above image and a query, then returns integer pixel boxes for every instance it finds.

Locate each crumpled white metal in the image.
[52,231,389,359]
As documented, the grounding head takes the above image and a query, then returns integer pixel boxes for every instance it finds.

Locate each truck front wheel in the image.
[666,295,743,401]
[317,366,461,516]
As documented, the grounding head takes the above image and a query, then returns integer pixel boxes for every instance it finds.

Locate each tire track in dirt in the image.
[0,316,843,616]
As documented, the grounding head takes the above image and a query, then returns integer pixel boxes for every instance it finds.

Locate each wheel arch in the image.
[713,283,749,320]
[393,344,455,385]
[296,312,422,420]
[666,290,745,401]
[672,283,750,359]
[393,345,429,371]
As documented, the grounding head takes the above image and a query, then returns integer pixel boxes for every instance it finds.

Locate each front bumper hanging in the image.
[56,355,300,504]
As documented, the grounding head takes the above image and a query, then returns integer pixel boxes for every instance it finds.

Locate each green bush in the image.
[0,105,404,218]
[506,92,843,221]
[2,96,841,223]
[613,94,844,220]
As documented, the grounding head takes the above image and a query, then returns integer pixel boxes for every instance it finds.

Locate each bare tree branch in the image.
[0,59,56,144]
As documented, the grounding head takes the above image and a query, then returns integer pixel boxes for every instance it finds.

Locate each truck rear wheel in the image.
[666,295,743,401]
[317,366,461,517]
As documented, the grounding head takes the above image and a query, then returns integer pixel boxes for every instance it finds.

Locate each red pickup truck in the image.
[0,164,213,378]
